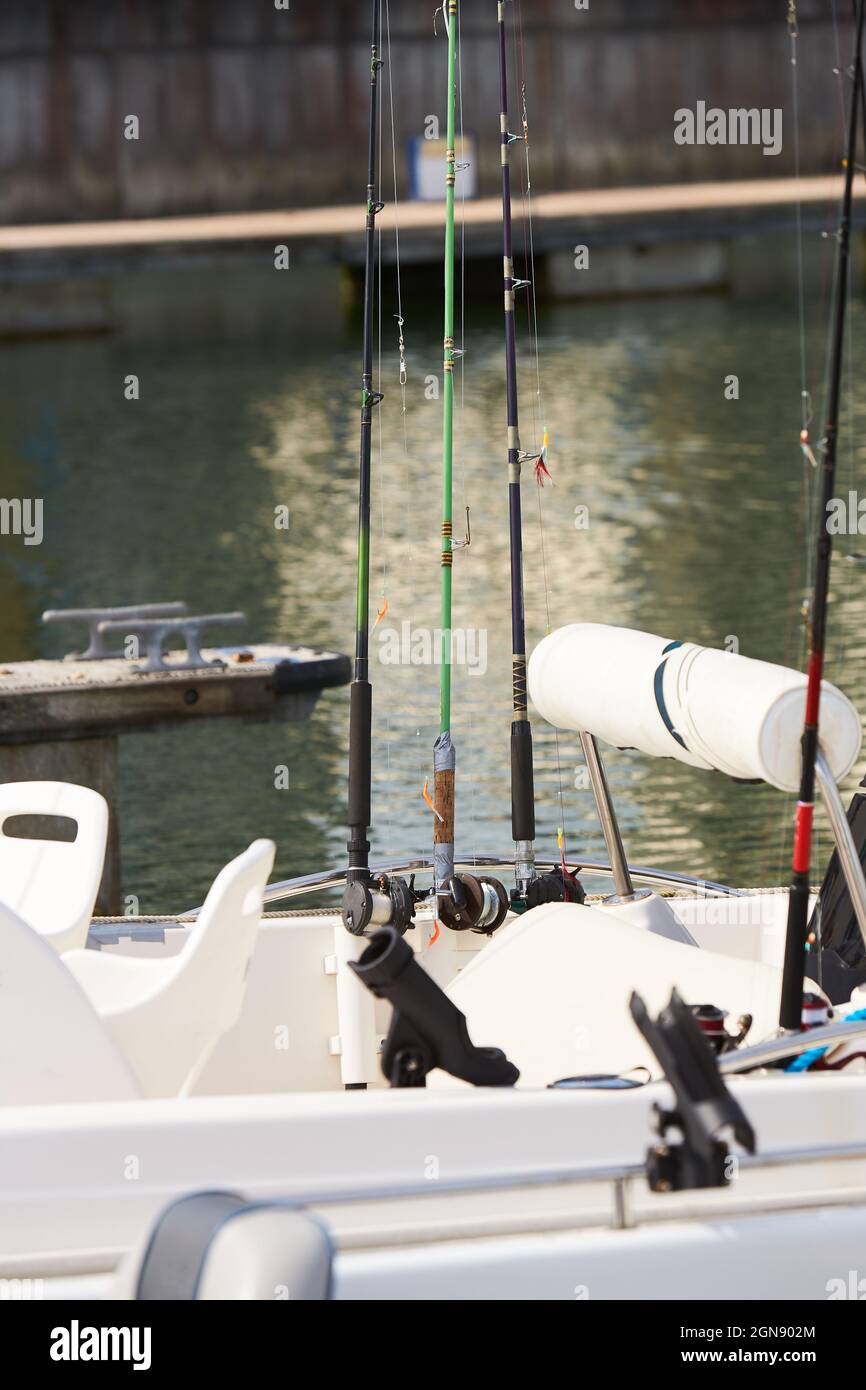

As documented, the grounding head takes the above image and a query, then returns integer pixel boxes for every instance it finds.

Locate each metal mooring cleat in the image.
[96,612,247,673]
[42,603,189,661]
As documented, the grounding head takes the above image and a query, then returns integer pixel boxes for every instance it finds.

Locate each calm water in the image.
[0,264,864,911]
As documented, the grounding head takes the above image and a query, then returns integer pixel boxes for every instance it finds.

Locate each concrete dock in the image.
[0,642,350,912]
[0,177,860,283]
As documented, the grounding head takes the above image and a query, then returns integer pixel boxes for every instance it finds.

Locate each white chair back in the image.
[179,838,276,1051]
[0,781,108,952]
[0,898,138,1105]
[64,839,275,1097]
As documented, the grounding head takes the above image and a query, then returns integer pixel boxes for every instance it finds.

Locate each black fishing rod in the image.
[342,1,413,938]
[495,1,573,911]
[779,0,866,1030]
[345,0,381,900]
[497,0,537,900]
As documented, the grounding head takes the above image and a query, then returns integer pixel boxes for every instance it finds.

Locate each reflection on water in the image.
[0,265,863,910]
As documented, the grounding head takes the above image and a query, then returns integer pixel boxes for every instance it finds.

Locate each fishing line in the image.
[514,0,544,443]
[790,3,811,438]
[375,0,393,858]
[832,0,848,129]
[454,0,481,873]
[799,0,858,960]
[825,0,866,891]
[809,4,856,620]
[343,0,386,900]
[388,0,429,866]
[496,0,538,895]
[508,3,538,455]
[384,0,410,475]
[773,3,855,884]
[456,0,468,519]
[773,1,816,886]
[799,0,850,607]
[384,0,417,862]
[431,0,459,905]
[779,0,866,1031]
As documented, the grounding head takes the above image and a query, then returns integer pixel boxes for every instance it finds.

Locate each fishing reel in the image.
[512,866,586,913]
[341,873,415,937]
[690,1003,752,1055]
[437,872,510,935]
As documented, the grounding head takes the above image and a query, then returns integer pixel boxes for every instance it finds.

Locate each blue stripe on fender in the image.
[653,642,688,750]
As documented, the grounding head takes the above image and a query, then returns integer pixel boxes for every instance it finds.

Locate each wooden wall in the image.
[0,0,847,223]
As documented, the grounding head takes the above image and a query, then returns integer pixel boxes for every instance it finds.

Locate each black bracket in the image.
[350,927,519,1088]
[630,988,756,1193]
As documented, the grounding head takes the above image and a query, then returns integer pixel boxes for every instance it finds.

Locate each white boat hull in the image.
[3,888,865,1300]
[2,1071,865,1299]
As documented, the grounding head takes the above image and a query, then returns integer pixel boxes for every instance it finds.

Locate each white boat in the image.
[3,0,866,1305]
[3,862,866,1302]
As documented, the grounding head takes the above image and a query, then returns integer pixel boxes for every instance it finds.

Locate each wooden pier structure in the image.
[0,177,861,283]
[0,633,350,913]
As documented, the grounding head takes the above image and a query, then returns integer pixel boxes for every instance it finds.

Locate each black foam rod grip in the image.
[779,875,811,1031]
[511,722,536,842]
[347,680,372,829]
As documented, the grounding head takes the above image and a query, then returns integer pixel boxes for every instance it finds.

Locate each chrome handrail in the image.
[815,748,866,954]
[720,1015,866,1073]
[240,1138,866,1216]
[178,852,744,918]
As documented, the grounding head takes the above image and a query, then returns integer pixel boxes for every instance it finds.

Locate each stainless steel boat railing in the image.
[228,853,744,920]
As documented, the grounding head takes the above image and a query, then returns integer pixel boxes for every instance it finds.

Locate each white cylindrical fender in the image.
[528,624,862,792]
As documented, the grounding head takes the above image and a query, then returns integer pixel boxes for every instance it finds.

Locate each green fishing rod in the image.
[432,0,509,937]
[433,0,458,907]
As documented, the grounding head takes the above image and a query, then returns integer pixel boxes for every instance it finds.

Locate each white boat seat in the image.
[0,780,108,953]
[114,1191,333,1300]
[438,901,821,1088]
[0,898,139,1105]
[63,838,275,1098]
